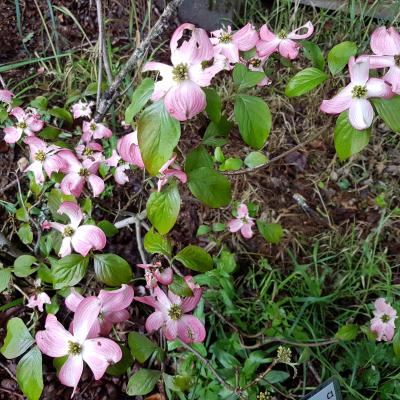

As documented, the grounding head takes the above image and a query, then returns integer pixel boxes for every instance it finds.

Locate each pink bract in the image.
[137,261,174,288]
[71,101,94,119]
[45,201,106,257]
[27,292,51,312]
[257,21,314,59]
[228,203,255,239]
[370,298,397,341]
[117,131,144,169]
[157,153,187,192]
[35,297,122,396]
[82,120,112,142]
[143,23,224,121]
[320,57,393,130]
[0,89,14,104]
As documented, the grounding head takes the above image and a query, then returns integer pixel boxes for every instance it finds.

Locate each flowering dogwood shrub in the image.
[1,19,399,400]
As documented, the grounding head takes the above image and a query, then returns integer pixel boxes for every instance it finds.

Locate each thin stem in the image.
[135,219,147,264]
[95,0,104,107]
[241,359,278,391]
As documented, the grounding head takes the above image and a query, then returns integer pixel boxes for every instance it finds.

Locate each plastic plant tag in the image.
[303,378,342,400]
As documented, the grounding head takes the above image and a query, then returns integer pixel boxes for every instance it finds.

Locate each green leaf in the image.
[93,254,132,286]
[16,346,43,400]
[128,332,158,363]
[147,182,180,234]
[257,221,284,244]
[215,250,237,274]
[39,127,61,140]
[203,116,231,146]
[371,96,400,133]
[233,63,265,90]
[234,95,271,149]
[214,146,225,163]
[51,254,89,289]
[16,207,28,222]
[169,275,193,297]
[335,324,358,341]
[13,255,37,277]
[327,41,357,75]
[0,269,11,292]
[244,151,268,168]
[219,158,243,171]
[0,318,34,359]
[84,82,107,96]
[97,220,119,237]
[203,88,221,122]
[301,40,325,71]
[31,96,48,111]
[126,369,161,396]
[143,229,172,257]
[18,223,33,245]
[174,245,213,272]
[107,345,133,376]
[137,101,181,175]
[125,78,155,123]
[334,112,370,161]
[187,167,231,208]
[285,67,328,97]
[393,330,400,357]
[49,107,73,124]
[185,145,213,173]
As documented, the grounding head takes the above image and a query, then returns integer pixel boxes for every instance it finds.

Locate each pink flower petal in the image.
[358,54,395,69]
[278,39,300,59]
[35,314,72,357]
[164,318,178,340]
[92,123,112,140]
[371,26,400,56]
[241,222,254,239]
[104,309,131,324]
[134,294,160,310]
[237,204,249,219]
[72,297,101,342]
[154,267,173,286]
[232,23,258,51]
[154,286,172,311]
[58,201,83,229]
[259,24,277,41]
[0,90,13,104]
[145,311,165,333]
[58,355,83,391]
[87,174,105,197]
[27,292,51,312]
[181,288,203,313]
[320,85,353,114]
[98,284,134,313]
[106,150,120,167]
[58,150,82,173]
[366,77,393,98]
[164,80,206,121]
[61,173,85,197]
[10,107,26,121]
[114,164,130,185]
[59,237,72,257]
[25,161,45,184]
[65,288,84,312]
[348,98,374,130]
[228,218,243,233]
[82,338,122,380]
[350,58,369,85]
[177,315,206,343]
[256,36,280,57]
[287,21,314,40]
[163,169,187,185]
[43,155,66,178]
[384,65,400,94]
[24,136,46,154]
[214,43,240,64]
[3,127,22,143]
[72,225,107,256]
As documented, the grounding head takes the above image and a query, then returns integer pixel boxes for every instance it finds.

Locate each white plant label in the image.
[303,378,342,400]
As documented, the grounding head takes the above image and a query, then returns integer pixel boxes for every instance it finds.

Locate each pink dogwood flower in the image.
[106,150,130,185]
[82,120,112,142]
[71,100,94,119]
[76,142,104,162]
[228,203,255,239]
[24,137,67,184]
[35,297,122,395]
[143,23,223,121]
[0,90,14,104]
[44,201,106,257]
[257,21,314,59]
[3,107,44,143]
[27,292,51,312]
[59,150,105,197]
[370,298,397,341]
[65,285,134,336]
[320,57,393,130]
[211,23,258,65]
[157,153,187,192]
[117,131,144,168]
[135,286,206,343]
[364,27,400,94]
[137,261,174,289]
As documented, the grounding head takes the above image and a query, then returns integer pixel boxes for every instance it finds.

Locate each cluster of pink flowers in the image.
[144,21,314,121]
[321,26,399,130]
[370,298,397,342]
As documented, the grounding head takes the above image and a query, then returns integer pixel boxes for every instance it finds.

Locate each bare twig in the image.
[95,0,105,107]
[94,0,183,122]
[114,210,146,229]
[135,219,147,264]
[222,130,324,176]
[241,359,278,391]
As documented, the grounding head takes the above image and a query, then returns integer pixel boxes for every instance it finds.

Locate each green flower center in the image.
[249,58,261,68]
[78,168,90,177]
[351,85,368,99]
[63,226,74,237]
[219,32,232,44]
[168,304,183,321]
[278,30,287,39]
[172,63,189,82]
[68,341,82,356]
[35,150,46,162]
[381,314,391,323]
[395,55,400,67]
[17,121,27,129]
[83,147,93,156]
[90,123,97,131]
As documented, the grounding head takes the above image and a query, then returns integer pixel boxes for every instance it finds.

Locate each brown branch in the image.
[94,0,183,122]
[222,130,324,176]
